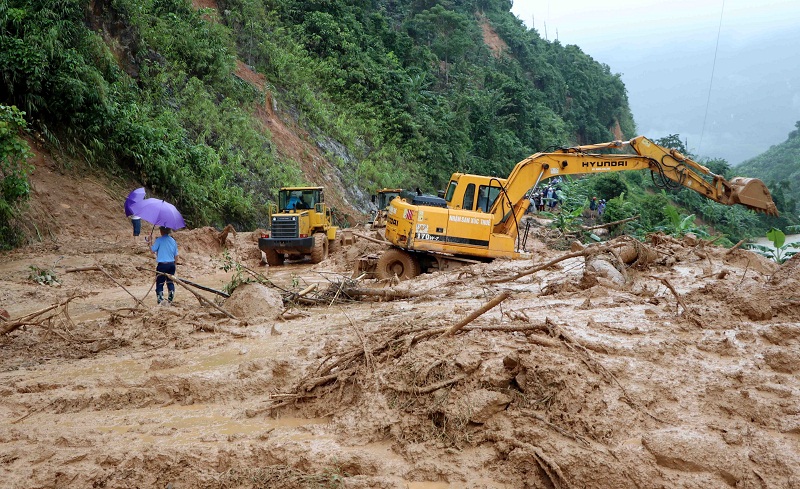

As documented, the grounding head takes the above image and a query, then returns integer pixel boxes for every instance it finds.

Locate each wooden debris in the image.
[487,249,593,284]
[177,278,230,298]
[66,265,146,307]
[725,239,746,254]
[580,214,640,231]
[1,295,86,335]
[352,232,389,245]
[440,291,511,338]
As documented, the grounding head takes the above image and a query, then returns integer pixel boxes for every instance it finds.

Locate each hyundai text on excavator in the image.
[369,135,778,280]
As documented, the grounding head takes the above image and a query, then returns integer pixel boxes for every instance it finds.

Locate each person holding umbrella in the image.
[129,198,186,305]
[124,188,145,243]
[151,226,179,304]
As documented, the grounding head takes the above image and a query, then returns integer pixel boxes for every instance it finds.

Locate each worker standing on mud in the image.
[150,226,179,304]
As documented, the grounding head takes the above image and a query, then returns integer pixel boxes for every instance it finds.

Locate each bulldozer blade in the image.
[729,177,779,216]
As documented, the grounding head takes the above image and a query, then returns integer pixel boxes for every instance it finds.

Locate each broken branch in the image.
[440,291,511,338]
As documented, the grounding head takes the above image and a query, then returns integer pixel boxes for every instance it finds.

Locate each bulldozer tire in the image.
[264,248,285,266]
[329,231,341,254]
[310,233,329,264]
[376,248,420,281]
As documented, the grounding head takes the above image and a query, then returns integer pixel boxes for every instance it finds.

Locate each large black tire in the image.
[376,248,420,281]
[309,233,329,264]
[264,248,285,266]
[329,230,341,254]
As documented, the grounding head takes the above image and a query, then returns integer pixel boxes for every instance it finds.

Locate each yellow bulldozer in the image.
[367,135,778,280]
[258,186,340,265]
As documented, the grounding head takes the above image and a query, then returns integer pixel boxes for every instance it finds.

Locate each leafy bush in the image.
[0,105,33,249]
[747,228,799,264]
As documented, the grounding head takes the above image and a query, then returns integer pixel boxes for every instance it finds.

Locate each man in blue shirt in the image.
[287,191,302,210]
[151,226,179,304]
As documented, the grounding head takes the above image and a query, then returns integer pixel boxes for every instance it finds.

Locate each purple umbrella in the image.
[129,198,186,230]
[124,187,146,217]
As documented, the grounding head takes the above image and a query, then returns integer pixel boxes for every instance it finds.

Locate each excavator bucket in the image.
[728,177,779,216]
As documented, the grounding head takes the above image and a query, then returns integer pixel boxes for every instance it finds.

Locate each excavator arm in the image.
[490,135,778,234]
[377,135,778,278]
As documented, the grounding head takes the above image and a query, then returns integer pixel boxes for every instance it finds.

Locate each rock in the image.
[683,232,698,246]
[502,352,520,370]
[445,389,511,424]
[479,358,517,388]
[586,259,625,286]
[455,350,482,374]
[224,283,283,320]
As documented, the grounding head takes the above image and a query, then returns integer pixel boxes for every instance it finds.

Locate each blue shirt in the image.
[151,235,178,263]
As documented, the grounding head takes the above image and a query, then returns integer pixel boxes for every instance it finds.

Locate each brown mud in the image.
[1,150,800,489]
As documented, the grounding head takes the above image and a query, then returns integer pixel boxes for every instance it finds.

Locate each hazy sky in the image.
[511,0,800,165]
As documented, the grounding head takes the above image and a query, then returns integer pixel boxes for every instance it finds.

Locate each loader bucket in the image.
[729,177,779,216]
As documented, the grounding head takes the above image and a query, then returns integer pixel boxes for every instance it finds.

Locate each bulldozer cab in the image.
[374,188,402,210]
[279,187,322,211]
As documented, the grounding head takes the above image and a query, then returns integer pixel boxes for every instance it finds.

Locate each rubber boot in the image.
[157,292,163,305]
[168,291,174,303]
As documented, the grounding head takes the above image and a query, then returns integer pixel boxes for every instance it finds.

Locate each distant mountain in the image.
[586,25,800,166]
[736,121,800,216]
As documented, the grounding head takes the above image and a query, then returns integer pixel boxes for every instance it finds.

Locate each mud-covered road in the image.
[2,148,800,488]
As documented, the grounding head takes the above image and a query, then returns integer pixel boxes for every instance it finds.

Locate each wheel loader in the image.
[363,135,779,280]
[258,187,340,265]
[369,188,403,229]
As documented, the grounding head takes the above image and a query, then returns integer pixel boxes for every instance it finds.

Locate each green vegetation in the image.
[0,0,633,243]
[1,0,789,251]
[737,121,800,219]
[746,228,799,264]
[0,105,33,249]
[27,264,61,286]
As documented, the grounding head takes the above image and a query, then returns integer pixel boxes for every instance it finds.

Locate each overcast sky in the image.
[511,0,800,165]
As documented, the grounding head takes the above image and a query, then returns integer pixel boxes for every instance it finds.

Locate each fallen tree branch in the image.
[486,249,592,284]
[386,374,466,395]
[580,214,639,231]
[440,291,511,338]
[352,232,389,245]
[178,278,230,298]
[66,265,146,307]
[1,296,85,335]
[137,267,238,320]
[725,239,746,254]
[650,275,688,315]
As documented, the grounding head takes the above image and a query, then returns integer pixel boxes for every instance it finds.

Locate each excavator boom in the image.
[375,135,778,280]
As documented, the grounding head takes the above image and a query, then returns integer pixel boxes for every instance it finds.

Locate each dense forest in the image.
[0,0,794,249]
[736,121,800,219]
[0,0,634,245]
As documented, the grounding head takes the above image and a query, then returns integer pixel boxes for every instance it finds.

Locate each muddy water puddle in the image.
[89,403,330,446]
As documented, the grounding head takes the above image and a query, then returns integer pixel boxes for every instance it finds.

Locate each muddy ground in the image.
[1,152,800,489]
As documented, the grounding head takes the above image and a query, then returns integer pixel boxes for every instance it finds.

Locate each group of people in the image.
[129,216,179,305]
[589,196,607,218]
[530,185,560,213]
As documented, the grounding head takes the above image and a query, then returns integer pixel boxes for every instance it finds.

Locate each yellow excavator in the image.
[372,135,778,280]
